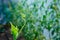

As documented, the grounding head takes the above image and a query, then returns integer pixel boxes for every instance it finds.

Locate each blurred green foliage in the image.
[0,0,60,40]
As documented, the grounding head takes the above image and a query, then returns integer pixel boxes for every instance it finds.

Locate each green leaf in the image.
[10,22,19,40]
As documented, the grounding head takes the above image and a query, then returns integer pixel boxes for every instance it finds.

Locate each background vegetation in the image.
[0,0,60,40]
